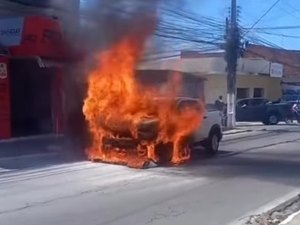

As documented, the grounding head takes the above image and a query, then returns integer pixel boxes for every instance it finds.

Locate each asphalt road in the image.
[0,124,300,225]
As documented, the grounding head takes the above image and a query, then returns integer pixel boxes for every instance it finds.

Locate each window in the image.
[253,88,265,98]
[237,99,249,107]
[250,98,265,106]
[178,100,201,112]
[237,88,250,100]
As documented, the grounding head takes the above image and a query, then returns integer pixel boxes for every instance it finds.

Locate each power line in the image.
[255,31,300,39]
[246,33,285,49]
[244,25,300,30]
[282,0,300,18]
[243,0,281,36]
[277,4,300,20]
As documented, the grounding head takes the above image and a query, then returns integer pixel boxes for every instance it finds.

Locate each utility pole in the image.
[225,0,240,129]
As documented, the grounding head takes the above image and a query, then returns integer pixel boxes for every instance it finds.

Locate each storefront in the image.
[282,83,300,102]
[0,16,72,139]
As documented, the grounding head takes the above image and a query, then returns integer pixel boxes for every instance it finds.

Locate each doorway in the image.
[237,88,250,100]
[253,88,265,98]
[9,58,53,137]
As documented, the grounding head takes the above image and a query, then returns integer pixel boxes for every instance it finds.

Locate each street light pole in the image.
[225,0,239,129]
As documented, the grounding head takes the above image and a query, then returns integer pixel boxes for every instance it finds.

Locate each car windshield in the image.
[2,1,300,225]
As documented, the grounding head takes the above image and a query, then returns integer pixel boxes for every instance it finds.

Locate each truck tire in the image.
[205,128,221,155]
[267,113,280,125]
[262,120,270,125]
[155,137,192,166]
[154,143,173,165]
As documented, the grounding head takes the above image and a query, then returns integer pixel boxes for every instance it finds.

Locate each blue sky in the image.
[185,0,300,50]
[79,0,300,50]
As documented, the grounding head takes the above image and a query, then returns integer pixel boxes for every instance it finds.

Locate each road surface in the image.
[0,124,300,225]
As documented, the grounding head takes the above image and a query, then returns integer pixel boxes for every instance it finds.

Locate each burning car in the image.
[93,97,222,168]
[82,29,222,168]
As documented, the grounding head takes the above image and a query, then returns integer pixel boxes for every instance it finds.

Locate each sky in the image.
[79,0,300,51]
[185,0,300,50]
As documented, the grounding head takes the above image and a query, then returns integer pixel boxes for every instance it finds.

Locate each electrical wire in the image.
[243,0,281,37]
[253,31,300,39]
[245,25,300,30]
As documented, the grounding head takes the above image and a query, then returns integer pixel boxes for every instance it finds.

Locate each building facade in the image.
[245,44,300,102]
[181,44,300,102]
[0,0,80,38]
[140,57,282,104]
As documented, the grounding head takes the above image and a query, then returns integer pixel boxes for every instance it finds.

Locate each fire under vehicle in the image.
[85,69,223,168]
[99,97,223,167]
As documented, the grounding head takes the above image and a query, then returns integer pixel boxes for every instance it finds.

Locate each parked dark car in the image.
[236,98,292,125]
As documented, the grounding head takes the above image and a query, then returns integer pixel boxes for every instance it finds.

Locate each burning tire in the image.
[154,136,192,166]
[154,143,173,166]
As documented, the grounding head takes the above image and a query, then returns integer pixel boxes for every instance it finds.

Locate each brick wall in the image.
[245,44,300,80]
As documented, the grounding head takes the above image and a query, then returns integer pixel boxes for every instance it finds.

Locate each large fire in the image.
[83,20,204,168]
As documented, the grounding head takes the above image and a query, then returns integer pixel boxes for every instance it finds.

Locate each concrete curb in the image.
[223,129,252,135]
[228,190,300,225]
[279,211,300,225]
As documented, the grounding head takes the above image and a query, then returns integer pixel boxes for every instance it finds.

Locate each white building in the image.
[140,57,283,104]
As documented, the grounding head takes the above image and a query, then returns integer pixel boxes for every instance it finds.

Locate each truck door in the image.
[236,99,251,121]
[177,99,207,141]
[190,103,221,142]
[248,99,266,121]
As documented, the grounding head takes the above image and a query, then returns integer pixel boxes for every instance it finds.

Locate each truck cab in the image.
[236,98,291,125]
[176,98,223,154]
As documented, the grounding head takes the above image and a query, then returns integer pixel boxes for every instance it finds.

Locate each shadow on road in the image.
[160,148,300,188]
[1,131,300,191]
[0,140,86,172]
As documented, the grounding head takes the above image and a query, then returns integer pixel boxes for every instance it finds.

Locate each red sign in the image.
[9,16,70,59]
[0,57,11,139]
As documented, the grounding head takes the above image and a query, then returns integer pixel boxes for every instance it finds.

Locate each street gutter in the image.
[229,190,300,225]
[243,193,300,225]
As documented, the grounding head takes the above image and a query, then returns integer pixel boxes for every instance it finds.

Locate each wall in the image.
[140,57,272,75]
[245,44,300,80]
[140,57,282,104]
[0,0,80,38]
[203,74,281,104]
[137,70,205,99]
[181,45,300,81]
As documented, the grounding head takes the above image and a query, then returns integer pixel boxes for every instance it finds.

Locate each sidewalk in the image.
[281,212,300,225]
[0,134,65,158]
[223,128,252,135]
[222,123,256,135]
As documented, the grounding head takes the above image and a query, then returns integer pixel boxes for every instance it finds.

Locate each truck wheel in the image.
[154,143,173,166]
[267,113,279,125]
[206,129,221,155]
[262,120,270,125]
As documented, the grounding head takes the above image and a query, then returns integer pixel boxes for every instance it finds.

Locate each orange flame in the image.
[83,22,204,168]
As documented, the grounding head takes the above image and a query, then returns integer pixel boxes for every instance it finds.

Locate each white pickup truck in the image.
[102,97,223,166]
[178,98,223,154]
